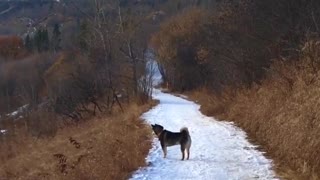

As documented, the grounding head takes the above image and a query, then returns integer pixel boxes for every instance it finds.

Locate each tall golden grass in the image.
[0,101,156,180]
[189,40,320,180]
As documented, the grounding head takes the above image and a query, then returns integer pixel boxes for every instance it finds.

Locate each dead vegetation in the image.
[188,40,320,179]
[0,101,156,180]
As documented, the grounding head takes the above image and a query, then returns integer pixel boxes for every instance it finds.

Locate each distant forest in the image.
[0,0,219,121]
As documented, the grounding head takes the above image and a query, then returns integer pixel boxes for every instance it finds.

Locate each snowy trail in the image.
[130,89,277,180]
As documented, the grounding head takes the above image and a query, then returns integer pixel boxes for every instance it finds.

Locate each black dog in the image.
[151,124,192,160]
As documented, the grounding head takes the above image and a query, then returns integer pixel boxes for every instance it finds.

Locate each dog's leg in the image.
[186,143,191,160]
[163,146,167,158]
[161,142,167,158]
[187,148,190,160]
[180,145,185,160]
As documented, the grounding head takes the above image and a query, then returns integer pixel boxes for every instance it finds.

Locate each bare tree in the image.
[117,1,156,97]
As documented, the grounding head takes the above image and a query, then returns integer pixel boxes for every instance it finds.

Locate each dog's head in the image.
[151,124,164,137]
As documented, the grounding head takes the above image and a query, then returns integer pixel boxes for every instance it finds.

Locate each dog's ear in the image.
[151,124,154,128]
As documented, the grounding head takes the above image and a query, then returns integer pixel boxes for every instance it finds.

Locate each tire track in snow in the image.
[130,89,278,180]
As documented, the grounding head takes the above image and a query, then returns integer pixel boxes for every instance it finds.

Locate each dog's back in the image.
[159,127,190,146]
[160,131,181,146]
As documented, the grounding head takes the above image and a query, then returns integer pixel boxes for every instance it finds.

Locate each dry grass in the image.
[0,101,157,180]
[187,42,320,179]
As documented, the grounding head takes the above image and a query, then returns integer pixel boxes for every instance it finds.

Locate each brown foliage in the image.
[152,0,320,92]
[0,35,27,59]
[0,53,55,113]
[44,52,109,119]
[151,8,209,91]
[151,5,271,91]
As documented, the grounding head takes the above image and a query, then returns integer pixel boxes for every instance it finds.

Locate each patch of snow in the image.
[147,60,162,86]
[130,89,278,180]
[0,129,7,135]
[145,50,162,86]
[6,104,29,117]
[7,110,19,117]
[177,94,188,99]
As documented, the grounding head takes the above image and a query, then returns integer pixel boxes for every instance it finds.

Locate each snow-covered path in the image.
[130,89,277,180]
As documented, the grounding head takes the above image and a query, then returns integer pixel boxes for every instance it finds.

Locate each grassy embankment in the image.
[0,101,157,180]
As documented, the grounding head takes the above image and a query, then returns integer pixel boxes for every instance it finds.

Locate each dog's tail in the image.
[180,127,190,136]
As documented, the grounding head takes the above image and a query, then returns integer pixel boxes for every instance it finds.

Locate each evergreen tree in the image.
[43,29,50,51]
[25,34,33,52]
[78,21,89,52]
[34,28,50,52]
[49,1,54,11]
[51,23,62,53]
[34,29,42,52]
